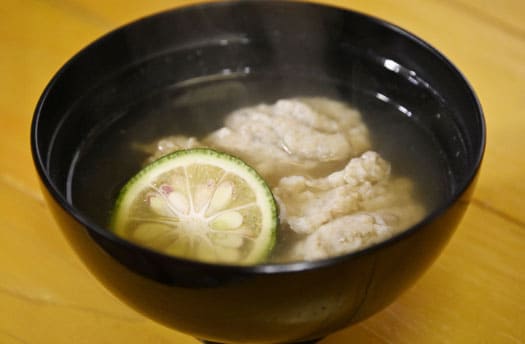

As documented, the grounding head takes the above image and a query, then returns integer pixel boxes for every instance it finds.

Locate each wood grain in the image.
[1,0,523,343]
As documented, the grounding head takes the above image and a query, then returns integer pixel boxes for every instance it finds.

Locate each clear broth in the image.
[67,74,452,263]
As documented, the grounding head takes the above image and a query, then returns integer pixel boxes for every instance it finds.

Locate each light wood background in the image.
[1,0,523,343]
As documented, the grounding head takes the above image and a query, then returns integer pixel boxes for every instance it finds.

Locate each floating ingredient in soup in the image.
[139,98,371,185]
[110,148,278,264]
[205,97,371,184]
[273,151,425,261]
[138,136,203,165]
[133,97,426,263]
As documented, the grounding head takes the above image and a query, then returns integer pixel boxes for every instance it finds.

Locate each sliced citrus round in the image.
[110,148,278,265]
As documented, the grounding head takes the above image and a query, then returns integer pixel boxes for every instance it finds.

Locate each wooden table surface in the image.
[1,0,524,343]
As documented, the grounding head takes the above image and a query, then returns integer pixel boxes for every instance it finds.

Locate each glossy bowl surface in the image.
[31,1,485,343]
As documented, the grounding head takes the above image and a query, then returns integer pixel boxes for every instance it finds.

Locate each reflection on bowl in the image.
[31,1,485,343]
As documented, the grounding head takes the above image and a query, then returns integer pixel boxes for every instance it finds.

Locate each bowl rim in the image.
[31,0,486,275]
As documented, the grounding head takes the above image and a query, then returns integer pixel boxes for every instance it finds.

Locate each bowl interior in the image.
[33,0,484,271]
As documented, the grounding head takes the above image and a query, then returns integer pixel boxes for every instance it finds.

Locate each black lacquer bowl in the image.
[31,1,485,343]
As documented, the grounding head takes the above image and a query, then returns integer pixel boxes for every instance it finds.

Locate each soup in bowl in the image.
[31,1,485,343]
